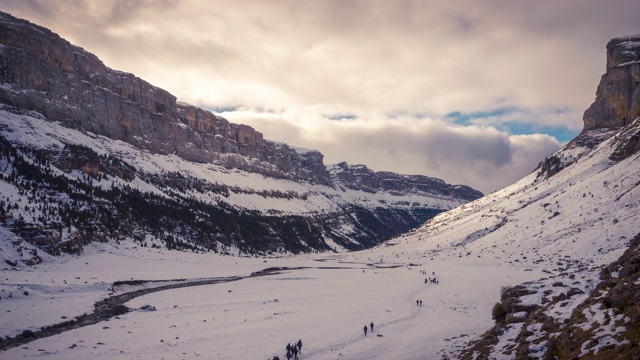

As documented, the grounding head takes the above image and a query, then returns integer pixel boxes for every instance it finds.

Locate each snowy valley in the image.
[1,10,640,360]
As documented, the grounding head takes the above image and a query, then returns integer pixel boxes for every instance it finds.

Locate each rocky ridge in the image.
[328,162,481,201]
[0,10,479,196]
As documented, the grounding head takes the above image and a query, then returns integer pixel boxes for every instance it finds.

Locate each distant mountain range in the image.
[0,11,482,259]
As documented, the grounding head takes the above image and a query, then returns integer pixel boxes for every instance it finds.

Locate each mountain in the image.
[0,11,482,260]
[367,34,640,359]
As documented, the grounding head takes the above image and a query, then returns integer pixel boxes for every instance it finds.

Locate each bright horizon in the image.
[3,0,639,193]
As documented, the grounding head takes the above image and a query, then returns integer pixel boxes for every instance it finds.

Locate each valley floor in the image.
[0,240,555,360]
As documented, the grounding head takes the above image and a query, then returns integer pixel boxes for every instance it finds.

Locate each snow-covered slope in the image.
[384,123,639,270]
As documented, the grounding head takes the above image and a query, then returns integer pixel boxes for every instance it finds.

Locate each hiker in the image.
[419,300,422,306]
[370,322,374,332]
[285,350,292,360]
[416,299,419,306]
[291,344,298,360]
[364,325,368,336]
[286,343,291,354]
[296,339,302,353]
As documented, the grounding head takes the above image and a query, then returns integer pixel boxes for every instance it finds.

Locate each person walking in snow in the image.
[370,322,374,332]
[286,343,291,354]
[364,325,368,336]
[291,344,298,360]
[416,299,419,306]
[296,339,302,353]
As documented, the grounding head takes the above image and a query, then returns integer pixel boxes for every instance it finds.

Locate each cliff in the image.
[537,34,640,178]
[0,11,329,184]
[583,34,640,131]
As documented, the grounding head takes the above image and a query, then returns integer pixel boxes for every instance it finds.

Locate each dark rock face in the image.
[583,35,640,131]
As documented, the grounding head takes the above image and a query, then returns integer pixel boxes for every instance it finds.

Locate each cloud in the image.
[221,108,561,193]
[2,0,636,192]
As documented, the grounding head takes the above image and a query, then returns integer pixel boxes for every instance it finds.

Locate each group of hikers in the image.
[424,277,438,284]
[272,339,302,360]
[421,270,439,285]
[417,270,439,307]
[363,321,374,336]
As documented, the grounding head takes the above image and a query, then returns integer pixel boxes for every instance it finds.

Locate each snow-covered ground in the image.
[1,239,545,360]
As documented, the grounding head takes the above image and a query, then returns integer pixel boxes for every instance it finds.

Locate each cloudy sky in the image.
[3,0,639,193]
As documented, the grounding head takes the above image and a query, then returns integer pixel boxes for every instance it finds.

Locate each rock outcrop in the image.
[538,34,640,179]
[583,34,640,131]
[0,9,481,197]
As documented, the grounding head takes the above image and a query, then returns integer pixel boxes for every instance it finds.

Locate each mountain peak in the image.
[606,34,640,70]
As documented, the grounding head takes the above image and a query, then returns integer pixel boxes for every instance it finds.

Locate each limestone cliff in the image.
[0,11,329,184]
[583,34,640,131]
[538,34,640,178]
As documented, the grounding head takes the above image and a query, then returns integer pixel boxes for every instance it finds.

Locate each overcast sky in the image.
[4,0,639,193]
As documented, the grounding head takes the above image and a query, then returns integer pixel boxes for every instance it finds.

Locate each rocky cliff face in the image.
[0,11,329,184]
[0,10,481,194]
[538,34,640,178]
[583,35,640,131]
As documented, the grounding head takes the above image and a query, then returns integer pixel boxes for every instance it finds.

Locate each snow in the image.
[0,242,543,359]
[290,146,318,155]
[578,303,630,357]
